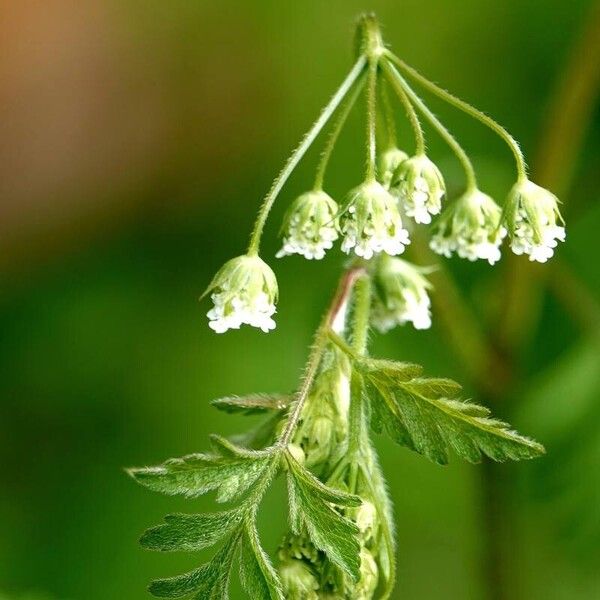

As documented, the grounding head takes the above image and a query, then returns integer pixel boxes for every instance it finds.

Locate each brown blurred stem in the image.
[482,4,600,600]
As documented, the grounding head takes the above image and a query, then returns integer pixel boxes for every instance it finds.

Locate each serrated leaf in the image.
[211,394,291,415]
[403,377,462,399]
[141,509,244,552]
[239,522,285,600]
[128,452,271,503]
[367,373,545,465]
[149,533,240,598]
[286,456,361,580]
[363,358,423,381]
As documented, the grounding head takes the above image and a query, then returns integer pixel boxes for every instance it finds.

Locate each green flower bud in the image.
[430,188,506,265]
[279,559,320,600]
[340,180,410,259]
[504,179,565,262]
[378,147,409,188]
[204,254,278,333]
[393,154,446,224]
[371,255,432,332]
[355,548,379,599]
[277,190,339,260]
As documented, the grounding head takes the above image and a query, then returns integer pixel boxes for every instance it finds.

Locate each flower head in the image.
[378,147,408,189]
[504,179,565,262]
[393,154,446,224]
[430,189,506,265]
[277,190,339,260]
[339,180,410,260]
[204,254,278,333]
[371,255,432,331]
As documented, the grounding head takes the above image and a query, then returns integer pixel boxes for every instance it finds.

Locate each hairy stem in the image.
[278,267,365,447]
[383,59,478,190]
[385,49,528,182]
[366,58,379,181]
[314,73,367,190]
[247,56,367,255]
[381,60,426,155]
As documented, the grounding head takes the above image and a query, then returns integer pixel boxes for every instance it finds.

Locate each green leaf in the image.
[128,452,271,503]
[149,533,240,599]
[403,377,462,399]
[366,372,545,465]
[362,358,423,381]
[239,521,285,600]
[211,394,291,415]
[140,509,244,552]
[286,455,361,580]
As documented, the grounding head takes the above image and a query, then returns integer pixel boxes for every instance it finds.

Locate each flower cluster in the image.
[430,189,506,265]
[504,179,566,262]
[339,181,410,259]
[277,190,339,260]
[371,255,433,331]
[393,154,446,224]
[204,255,278,333]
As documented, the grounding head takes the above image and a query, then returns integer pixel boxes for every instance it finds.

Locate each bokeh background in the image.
[1,1,599,599]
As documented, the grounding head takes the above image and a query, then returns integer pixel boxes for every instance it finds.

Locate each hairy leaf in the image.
[362,358,423,381]
[141,509,244,552]
[286,455,361,580]
[239,522,285,600]
[128,452,271,502]
[211,394,291,415]
[367,372,545,465]
[149,533,240,599]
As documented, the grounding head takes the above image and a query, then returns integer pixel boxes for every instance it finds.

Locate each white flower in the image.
[504,179,566,263]
[277,190,339,260]
[371,256,432,331]
[430,189,507,265]
[203,254,278,333]
[393,154,446,224]
[378,147,408,189]
[339,180,410,260]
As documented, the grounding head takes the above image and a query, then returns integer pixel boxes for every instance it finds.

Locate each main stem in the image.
[247,55,367,255]
[279,267,365,447]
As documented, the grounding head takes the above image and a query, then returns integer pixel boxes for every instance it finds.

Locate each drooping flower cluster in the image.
[393,154,446,224]
[371,255,433,331]
[430,188,506,265]
[503,179,566,262]
[204,254,278,333]
[339,180,410,259]
[277,190,339,260]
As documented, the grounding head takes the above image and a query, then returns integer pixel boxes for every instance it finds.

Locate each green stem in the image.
[348,275,371,456]
[314,73,366,191]
[380,81,398,149]
[381,60,426,155]
[247,55,367,255]
[385,49,528,182]
[384,59,478,191]
[366,58,379,181]
[278,267,365,447]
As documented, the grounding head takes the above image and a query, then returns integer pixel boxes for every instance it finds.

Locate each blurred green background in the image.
[0,1,599,599]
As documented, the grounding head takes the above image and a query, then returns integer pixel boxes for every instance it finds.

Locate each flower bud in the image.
[287,443,306,466]
[393,154,446,224]
[279,559,319,600]
[340,180,410,260]
[371,255,432,332]
[504,179,565,262]
[430,188,506,265]
[355,500,378,539]
[204,254,278,333]
[277,190,339,260]
[355,548,379,599]
[378,147,408,189]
